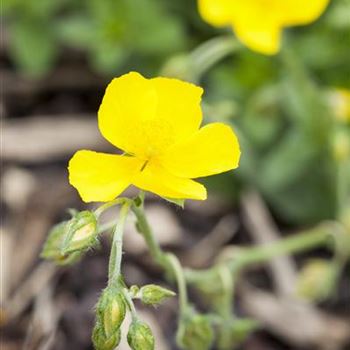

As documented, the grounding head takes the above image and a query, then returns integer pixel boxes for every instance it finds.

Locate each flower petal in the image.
[160,123,240,179]
[150,77,203,146]
[98,72,157,156]
[98,72,203,159]
[280,0,330,26]
[68,150,143,202]
[198,0,233,27]
[233,20,282,55]
[132,161,207,200]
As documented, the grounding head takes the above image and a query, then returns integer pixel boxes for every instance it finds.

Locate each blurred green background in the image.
[2,1,350,350]
[4,0,349,226]
[3,0,350,78]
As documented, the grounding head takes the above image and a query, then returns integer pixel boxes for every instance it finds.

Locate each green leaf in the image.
[55,16,97,48]
[9,19,57,77]
[89,43,126,74]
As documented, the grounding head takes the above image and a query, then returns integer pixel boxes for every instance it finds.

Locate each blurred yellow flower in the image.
[68,72,240,202]
[198,0,330,54]
[328,88,350,123]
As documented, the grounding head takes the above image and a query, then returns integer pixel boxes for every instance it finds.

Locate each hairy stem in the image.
[94,198,126,218]
[185,222,335,283]
[122,288,138,322]
[190,36,241,82]
[131,202,166,266]
[131,201,189,316]
[108,201,131,285]
[166,253,188,316]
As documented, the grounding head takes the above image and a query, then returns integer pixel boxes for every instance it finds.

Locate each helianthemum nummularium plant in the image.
[198,0,330,54]
[41,71,349,350]
[42,72,241,350]
[68,71,240,202]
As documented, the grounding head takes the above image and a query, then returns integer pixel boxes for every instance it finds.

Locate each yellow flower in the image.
[68,72,240,202]
[198,0,330,55]
[328,88,350,123]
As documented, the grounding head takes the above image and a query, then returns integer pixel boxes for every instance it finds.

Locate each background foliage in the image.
[4,0,350,224]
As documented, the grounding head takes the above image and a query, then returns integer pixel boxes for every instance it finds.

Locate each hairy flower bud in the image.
[333,130,350,162]
[40,221,81,265]
[140,284,176,305]
[217,318,259,350]
[97,288,126,338]
[61,210,98,254]
[296,259,337,302]
[92,322,121,350]
[328,89,350,123]
[340,207,350,233]
[127,320,155,350]
[177,314,214,350]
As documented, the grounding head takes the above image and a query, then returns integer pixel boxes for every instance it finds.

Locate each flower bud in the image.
[127,320,155,350]
[332,130,350,162]
[40,222,81,265]
[296,259,337,302]
[61,210,98,254]
[92,322,121,350]
[339,207,350,233]
[139,284,175,305]
[333,218,350,259]
[177,314,214,350]
[129,285,140,298]
[328,88,350,123]
[161,54,194,81]
[217,318,259,350]
[97,288,126,338]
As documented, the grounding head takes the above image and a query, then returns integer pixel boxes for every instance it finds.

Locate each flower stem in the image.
[131,201,189,316]
[190,36,241,82]
[122,287,138,322]
[108,201,131,285]
[185,222,335,283]
[131,195,338,318]
[166,253,188,316]
[95,198,127,218]
[217,264,234,319]
[131,202,166,266]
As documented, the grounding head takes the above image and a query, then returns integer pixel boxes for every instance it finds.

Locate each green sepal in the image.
[163,197,185,208]
[92,321,121,350]
[40,221,82,266]
[61,210,98,254]
[96,287,126,338]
